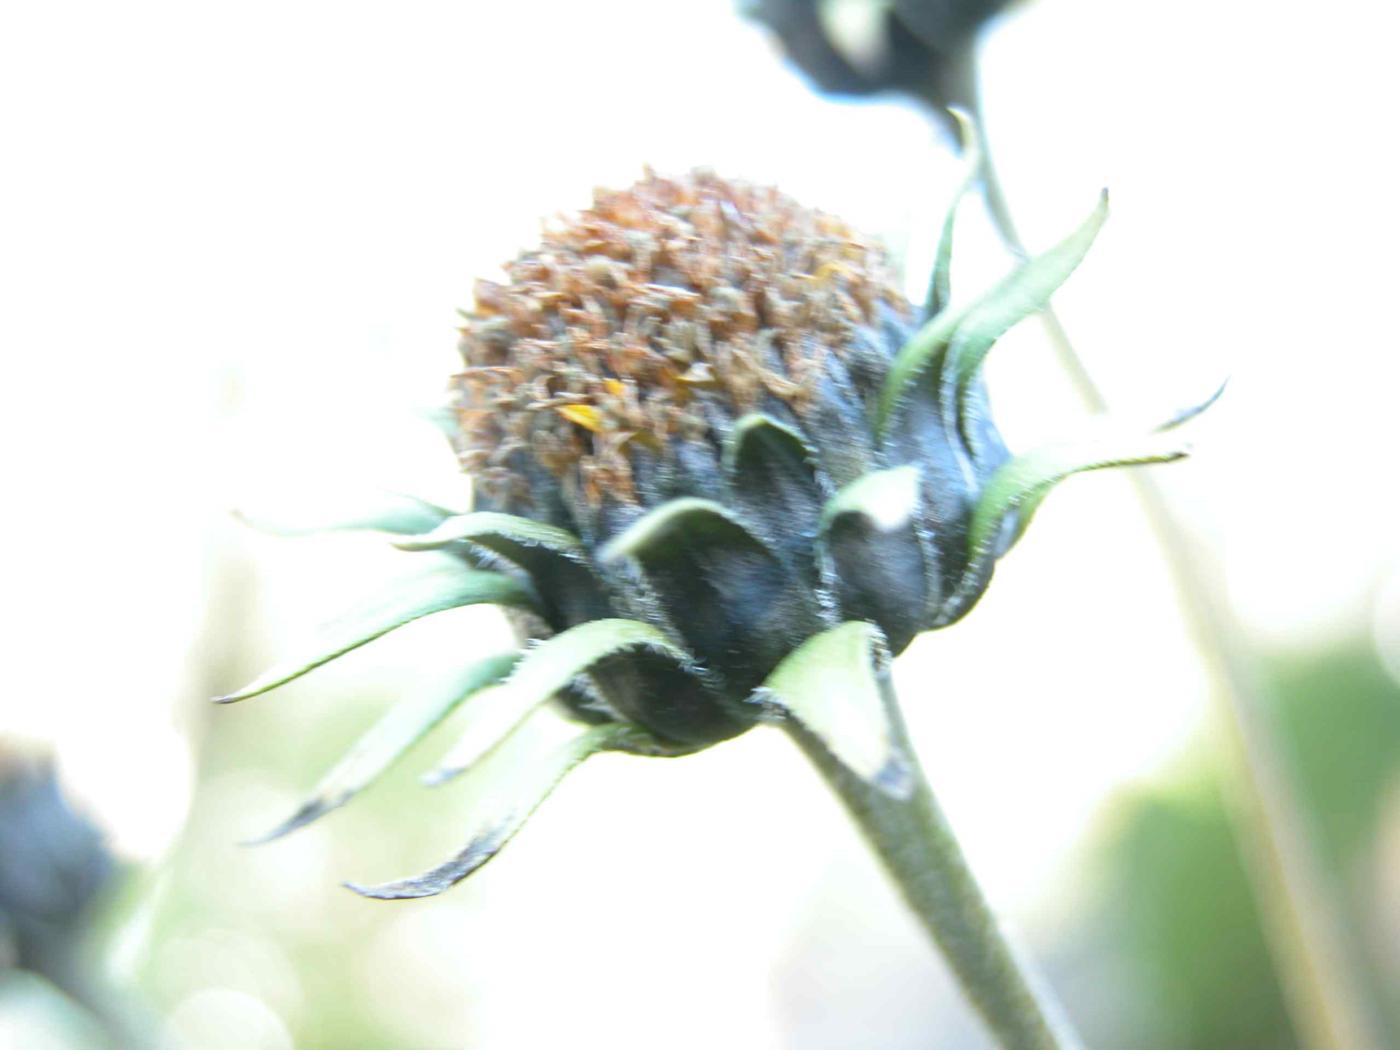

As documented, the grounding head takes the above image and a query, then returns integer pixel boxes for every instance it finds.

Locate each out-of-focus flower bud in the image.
[743,0,1019,116]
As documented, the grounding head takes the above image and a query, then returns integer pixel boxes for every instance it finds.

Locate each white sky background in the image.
[3,0,1400,1046]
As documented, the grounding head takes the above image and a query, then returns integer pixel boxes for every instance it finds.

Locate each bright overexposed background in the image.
[3,0,1399,1047]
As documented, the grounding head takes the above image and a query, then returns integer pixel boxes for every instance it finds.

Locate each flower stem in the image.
[785,675,1081,1050]
[950,59,1380,1050]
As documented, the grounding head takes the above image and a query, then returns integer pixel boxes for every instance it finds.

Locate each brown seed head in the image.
[452,169,910,508]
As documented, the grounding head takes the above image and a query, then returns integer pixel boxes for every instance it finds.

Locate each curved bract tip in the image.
[216,567,534,703]
[232,489,454,538]
[598,498,772,566]
[1157,378,1230,432]
[244,652,520,842]
[344,711,631,900]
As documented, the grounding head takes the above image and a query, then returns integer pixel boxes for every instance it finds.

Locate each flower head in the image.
[455,170,911,514]
[220,150,1205,900]
[447,169,1002,733]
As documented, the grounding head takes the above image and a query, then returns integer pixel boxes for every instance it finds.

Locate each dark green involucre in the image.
[221,160,1201,899]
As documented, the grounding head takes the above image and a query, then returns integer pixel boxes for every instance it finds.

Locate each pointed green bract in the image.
[1156,378,1229,432]
[925,107,980,321]
[598,497,774,565]
[235,488,454,537]
[248,652,520,843]
[757,621,911,798]
[818,465,935,652]
[346,706,638,899]
[942,192,1109,445]
[723,411,826,562]
[878,192,1109,439]
[722,412,815,478]
[421,683,526,786]
[967,428,1190,566]
[819,466,921,534]
[875,303,969,437]
[426,617,692,784]
[397,511,609,634]
[214,565,537,703]
[394,510,584,556]
[507,617,692,701]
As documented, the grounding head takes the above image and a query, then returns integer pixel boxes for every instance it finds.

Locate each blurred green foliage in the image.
[114,672,485,1048]
[1093,639,1400,1049]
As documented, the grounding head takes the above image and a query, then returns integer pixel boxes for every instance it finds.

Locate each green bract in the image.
[222,163,1204,898]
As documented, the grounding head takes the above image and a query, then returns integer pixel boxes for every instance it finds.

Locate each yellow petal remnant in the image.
[556,404,605,431]
[813,260,855,283]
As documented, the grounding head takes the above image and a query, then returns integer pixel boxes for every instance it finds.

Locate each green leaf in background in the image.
[1102,771,1294,1048]
[756,621,912,798]
[214,566,537,703]
[425,618,692,785]
[345,706,636,899]
[247,651,520,843]
[1083,640,1400,1046]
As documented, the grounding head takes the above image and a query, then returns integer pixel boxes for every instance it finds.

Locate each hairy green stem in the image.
[786,677,1081,1050]
[947,59,1380,1050]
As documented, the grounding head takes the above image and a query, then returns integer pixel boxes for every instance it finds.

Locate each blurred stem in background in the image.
[1099,638,1400,1048]
[953,60,1382,1050]
[742,2,1384,1046]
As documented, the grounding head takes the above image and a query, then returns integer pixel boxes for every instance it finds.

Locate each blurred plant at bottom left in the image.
[0,744,138,1047]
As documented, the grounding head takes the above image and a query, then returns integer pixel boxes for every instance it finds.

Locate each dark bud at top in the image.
[744,0,1017,120]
